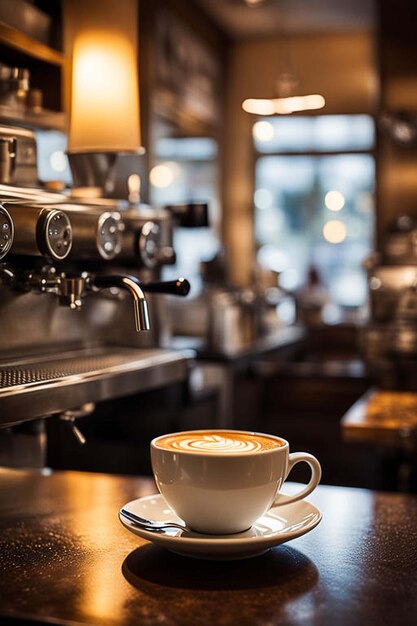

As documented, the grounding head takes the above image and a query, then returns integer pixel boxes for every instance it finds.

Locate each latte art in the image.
[155,430,284,454]
[172,434,261,453]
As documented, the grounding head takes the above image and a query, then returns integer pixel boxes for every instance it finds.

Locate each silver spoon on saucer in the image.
[120,508,191,532]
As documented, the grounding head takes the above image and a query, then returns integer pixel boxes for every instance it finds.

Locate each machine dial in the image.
[138,221,161,269]
[0,204,14,260]
[97,211,123,260]
[38,209,73,260]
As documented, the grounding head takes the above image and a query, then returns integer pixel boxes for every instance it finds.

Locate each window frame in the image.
[251,113,377,318]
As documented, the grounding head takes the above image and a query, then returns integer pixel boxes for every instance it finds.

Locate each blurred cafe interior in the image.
[0,0,417,494]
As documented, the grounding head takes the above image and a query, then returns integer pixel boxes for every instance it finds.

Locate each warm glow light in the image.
[128,173,141,203]
[323,220,347,244]
[325,190,345,211]
[243,94,325,115]
[243,99,276,115]
[64,475,130,622]
[150,163,178,188]
[50,151,67,172]
[65,0,141,153]
[253,121,274,141]
[276,94,325,114]
[128,174,141,194]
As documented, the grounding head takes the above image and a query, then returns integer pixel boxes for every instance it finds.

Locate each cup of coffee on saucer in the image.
[150,429,321,535]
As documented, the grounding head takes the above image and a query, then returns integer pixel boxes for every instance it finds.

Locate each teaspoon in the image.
[120,508,190,532]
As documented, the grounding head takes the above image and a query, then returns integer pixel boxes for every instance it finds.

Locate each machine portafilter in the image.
[0,263,190,332]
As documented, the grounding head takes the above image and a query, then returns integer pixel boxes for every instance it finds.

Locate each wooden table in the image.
[342,388,417,446]
[0,468,417,626]
[342,388,417,491]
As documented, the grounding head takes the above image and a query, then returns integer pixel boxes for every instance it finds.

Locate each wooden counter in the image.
[342,388,417,445]
[0,468,417,626]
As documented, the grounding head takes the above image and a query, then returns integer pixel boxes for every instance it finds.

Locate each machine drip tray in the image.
[0,347,194,426]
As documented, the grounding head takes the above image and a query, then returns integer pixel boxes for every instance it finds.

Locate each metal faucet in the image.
[0,263,190,332]
[0,264,150,332]
[88,275,190,330]
[89,274,150,331]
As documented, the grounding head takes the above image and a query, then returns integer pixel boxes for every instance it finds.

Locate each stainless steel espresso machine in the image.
[362,215,417,389]
[0,124,199,471]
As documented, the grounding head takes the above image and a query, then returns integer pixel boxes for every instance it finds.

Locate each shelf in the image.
[0,21,67,114]
[0,104,67,132]
[0,21,65,66]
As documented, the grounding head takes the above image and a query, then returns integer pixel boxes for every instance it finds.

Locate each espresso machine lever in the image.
[140,277,191,296]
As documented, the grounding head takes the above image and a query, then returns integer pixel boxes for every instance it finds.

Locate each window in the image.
[36,130,72,186]
[150,135,220,296]
[254,115,375,323]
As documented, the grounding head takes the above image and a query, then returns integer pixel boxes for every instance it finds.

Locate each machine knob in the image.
[138,220,162,268]
[97,211,123,260]
[39,209,73,260]
[0,205,14,260]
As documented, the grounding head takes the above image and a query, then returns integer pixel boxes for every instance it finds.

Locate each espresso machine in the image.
[362,215,417,389]
[0,124,201,470]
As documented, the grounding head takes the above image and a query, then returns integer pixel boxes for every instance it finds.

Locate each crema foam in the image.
[155,430,284,454]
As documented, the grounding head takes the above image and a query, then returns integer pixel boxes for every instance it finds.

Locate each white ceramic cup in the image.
[151,429,322,534]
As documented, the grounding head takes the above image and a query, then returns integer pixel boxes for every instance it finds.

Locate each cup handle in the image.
[273,452,322,506]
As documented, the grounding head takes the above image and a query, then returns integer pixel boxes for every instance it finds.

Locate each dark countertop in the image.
[169,325,306,363]
[0,468,417,626]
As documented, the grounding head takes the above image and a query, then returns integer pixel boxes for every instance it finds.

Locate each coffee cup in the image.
[151,429,321,535]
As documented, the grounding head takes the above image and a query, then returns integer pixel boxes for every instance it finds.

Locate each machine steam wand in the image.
[0,263,190,332]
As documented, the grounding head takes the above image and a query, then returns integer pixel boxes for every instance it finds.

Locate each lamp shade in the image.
[65,0,141,153]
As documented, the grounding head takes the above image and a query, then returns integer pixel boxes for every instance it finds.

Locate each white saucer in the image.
[119,493,322,560]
